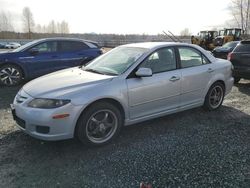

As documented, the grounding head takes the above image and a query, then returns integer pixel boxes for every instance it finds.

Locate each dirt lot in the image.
[0,80,250,187]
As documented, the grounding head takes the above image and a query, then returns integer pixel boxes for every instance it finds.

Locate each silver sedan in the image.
[11,42,234,146]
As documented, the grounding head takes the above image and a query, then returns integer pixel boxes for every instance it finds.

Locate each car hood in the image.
[23,67,115,98]
[0,51,19,57]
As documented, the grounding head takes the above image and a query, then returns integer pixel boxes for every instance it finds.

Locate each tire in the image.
[76,102,123,146]
[234,77,241,84]
[0,64,23,86]
[203,82,225,111]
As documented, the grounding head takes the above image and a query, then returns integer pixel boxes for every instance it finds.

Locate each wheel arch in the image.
[0,62,26,79]
[74,98,126,136]
[205,79,225,97]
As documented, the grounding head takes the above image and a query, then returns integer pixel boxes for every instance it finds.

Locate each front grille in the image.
[15,116,26,129]
[11,108,26,129]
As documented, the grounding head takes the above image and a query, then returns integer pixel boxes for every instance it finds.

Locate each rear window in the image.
[234,44,250,52]
[58,41,89,52]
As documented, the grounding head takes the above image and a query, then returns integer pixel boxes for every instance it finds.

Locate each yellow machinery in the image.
[191,30,217,50]
[214,28,242,46]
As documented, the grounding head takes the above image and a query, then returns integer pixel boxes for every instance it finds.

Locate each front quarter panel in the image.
[63,77,129,122]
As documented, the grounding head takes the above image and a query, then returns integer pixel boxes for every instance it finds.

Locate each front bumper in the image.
[11,89,83,141]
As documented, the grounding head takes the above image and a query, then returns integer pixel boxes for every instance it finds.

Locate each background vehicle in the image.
[12,42,234,146]
[214,28,241,46]
[227,40,250,83]
[191,30,217,50]
[0,38,102,86]
[0,42,7,49]
[212,41,239,59]
[5,42,21,49]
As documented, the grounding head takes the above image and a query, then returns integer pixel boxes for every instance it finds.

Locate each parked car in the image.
[227,40,250,83]
[11,42,234,146]
[212,41,239,59]
[5,42,21,49]
[0,42,7,49]
[0,38,102,86]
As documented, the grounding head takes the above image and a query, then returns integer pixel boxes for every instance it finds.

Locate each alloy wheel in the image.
[86,109,118,144]
[0,66,21,86]
[209,85,224,109]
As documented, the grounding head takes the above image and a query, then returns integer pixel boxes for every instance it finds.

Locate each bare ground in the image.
[0,80,250,187]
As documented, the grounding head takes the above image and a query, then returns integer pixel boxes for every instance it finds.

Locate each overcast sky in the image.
[0,0,232,35]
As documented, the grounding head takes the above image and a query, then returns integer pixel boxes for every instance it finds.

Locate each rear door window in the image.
[58,41,89,52]
[234,44,250,52]
[178,47,203,68]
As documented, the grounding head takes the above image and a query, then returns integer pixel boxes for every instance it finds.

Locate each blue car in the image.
[0,38,102,86]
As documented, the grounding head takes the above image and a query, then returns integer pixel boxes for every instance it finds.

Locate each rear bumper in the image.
[225,77,234,95]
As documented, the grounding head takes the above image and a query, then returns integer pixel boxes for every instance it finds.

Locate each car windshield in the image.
[13,40,39,52]
[84,46,148,75]
[222,41,238,48]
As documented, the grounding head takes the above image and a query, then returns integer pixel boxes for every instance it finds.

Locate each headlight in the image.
[28,99,71,109]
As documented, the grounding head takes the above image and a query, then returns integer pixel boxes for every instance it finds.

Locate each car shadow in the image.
[235,79,250,96]
[1,105,250,154]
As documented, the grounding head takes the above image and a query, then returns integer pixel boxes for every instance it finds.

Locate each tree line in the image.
[1,1,250,39]
[0,6,70,39]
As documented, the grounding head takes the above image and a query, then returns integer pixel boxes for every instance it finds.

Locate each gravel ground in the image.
[0,80,250,188]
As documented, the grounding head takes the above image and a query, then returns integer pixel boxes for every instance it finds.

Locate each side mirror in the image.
[135,68,152,77]
[29,48,39,55]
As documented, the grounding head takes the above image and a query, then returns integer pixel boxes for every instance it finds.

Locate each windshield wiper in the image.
[84,68,118,76]
[84,68,105,75]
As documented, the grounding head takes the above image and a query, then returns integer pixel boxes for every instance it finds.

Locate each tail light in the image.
[227,52,233,61]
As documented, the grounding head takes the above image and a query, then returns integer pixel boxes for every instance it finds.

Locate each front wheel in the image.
[76,102,123,146]
[0,64,23,86]
[203,82,225,111]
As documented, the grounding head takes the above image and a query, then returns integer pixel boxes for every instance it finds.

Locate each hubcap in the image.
[0,67,21,85]
[209,85,223,109]
[86,110,118,144]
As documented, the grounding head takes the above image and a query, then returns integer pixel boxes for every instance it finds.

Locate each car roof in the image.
[33,37,98,45]
[121,42,195,49]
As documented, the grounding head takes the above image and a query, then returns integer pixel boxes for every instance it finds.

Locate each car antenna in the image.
[168,30,183,43]
[162,31,177,42]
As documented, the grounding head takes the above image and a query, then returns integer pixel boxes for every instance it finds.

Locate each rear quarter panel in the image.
[203,58,233,97]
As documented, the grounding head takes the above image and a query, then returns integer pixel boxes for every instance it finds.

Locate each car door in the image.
[58,41,96,67]
[177,46,214,107]
[126,47,181,120]
[20,41,61,77]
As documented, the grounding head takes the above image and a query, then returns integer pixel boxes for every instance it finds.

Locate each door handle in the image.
[51,55,58,58]
[207,68,214,73]
[169,76,180,82]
